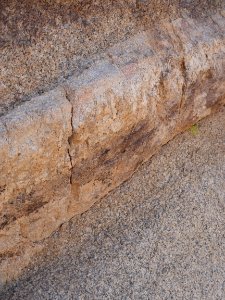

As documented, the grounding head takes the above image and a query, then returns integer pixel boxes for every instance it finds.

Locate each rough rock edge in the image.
[1,0,224,115]
[0,12,225,284]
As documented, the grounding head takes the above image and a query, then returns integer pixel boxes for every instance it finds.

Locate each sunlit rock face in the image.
[0,0,225,284]
[0,0,224,114]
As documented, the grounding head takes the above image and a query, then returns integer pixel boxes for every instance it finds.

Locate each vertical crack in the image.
[180,57,187,112]
[63,87,74,186]
[170,19,187,114]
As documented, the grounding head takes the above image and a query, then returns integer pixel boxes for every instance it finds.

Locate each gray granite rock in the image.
[1,107,225,299]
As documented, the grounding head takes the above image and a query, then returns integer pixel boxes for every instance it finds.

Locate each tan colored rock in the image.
[0,89,72,250]
[0,0,223,115]
[0,12,225,284]
[65,16,225,215]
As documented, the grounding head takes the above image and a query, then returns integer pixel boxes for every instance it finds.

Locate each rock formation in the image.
[0,0,225,284]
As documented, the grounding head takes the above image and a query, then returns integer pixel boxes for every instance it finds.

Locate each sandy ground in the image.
[1,107,225,299]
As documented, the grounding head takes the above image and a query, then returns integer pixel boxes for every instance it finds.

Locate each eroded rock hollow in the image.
[0,0,225,283]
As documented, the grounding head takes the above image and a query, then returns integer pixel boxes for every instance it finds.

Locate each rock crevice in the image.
[63,87,75,187]
[0,9,225,284]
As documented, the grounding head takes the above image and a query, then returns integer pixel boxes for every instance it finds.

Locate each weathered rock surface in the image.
[0,6,225,283]
[0,0,224,115]
[1,107,225,300]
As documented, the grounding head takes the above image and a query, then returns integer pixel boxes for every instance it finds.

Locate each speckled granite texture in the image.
[0,0,225,284]
[1,107,225,299]
[0,0,224,114]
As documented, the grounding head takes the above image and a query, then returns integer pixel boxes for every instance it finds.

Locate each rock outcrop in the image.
[0,1,225,284]
[0,0,224,115]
